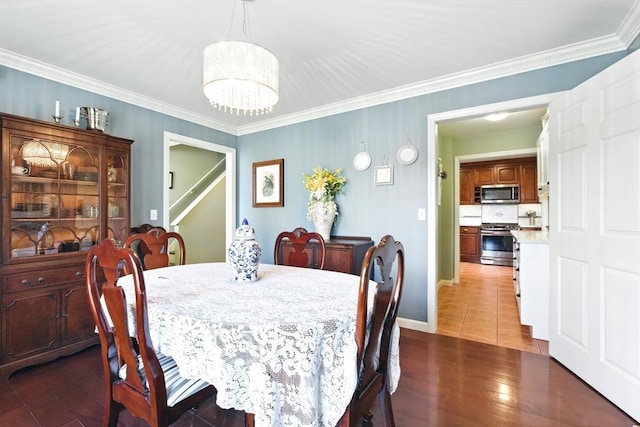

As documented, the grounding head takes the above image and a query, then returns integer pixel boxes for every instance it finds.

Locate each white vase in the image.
[310,201,337,241]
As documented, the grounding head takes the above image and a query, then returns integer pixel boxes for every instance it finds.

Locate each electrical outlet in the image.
[418,208,426,221]
[150,209,158,221]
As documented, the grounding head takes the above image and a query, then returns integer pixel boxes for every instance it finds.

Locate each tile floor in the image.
[437,261,549,355]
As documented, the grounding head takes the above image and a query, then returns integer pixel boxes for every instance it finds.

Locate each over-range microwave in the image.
[475,184,520,204]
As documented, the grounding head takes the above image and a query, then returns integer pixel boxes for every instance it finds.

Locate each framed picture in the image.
[375,165,394,186]
[252,158,284,207]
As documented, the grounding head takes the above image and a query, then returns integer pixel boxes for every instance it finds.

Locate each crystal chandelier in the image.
[202,1,279,115]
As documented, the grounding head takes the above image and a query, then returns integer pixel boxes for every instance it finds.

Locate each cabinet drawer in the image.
[460,226,480,234]
[2,266,85,293]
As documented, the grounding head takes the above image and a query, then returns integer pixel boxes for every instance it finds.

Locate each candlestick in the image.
[55,100,60,117]
[74,107,80,127]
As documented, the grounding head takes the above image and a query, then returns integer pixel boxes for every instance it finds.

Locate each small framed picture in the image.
[375,165,394,186]
[252,158,284,207]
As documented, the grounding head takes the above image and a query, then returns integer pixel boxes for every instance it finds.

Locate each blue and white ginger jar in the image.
[228,219,262,282]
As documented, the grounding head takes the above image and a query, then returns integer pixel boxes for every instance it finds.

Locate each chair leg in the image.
[377,389,396,427]
[103,400,121,427]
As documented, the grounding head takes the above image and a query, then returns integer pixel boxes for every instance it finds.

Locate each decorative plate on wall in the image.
[397,143,418,165]
[353,142,372,171]
[397,134,418,166]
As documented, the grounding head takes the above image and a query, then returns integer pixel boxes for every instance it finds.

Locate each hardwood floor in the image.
[437,261,549,355]
[1,330,637,426]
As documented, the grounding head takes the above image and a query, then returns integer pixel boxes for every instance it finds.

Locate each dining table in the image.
[116,262,400,427]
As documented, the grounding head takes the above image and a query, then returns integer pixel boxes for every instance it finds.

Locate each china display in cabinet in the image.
[0,113,132,381]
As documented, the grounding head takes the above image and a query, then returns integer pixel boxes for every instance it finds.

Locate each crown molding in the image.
[238,33,628,135]
[0,49,237,136]
[1,26,633,137]
[617,0,640,46]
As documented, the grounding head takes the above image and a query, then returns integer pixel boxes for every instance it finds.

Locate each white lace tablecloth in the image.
[117,262,400,427]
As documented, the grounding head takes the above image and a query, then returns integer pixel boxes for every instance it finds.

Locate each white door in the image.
[548,49,640,421]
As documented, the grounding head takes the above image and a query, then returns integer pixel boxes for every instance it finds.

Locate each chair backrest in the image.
[86,238,170,425]
[273,227,326,269]
[123,231,186,270]
[131,223,167,235]
[86,238,214,427]
[338,234,404,427]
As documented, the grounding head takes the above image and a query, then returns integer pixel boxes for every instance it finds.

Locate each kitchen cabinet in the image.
[278,235,374,275]
[0,113,132,381]
[460,226,480,263]
[512,230,549,340]
[458,157,537,204]
[459,167,476,205]
[494,163,519,184]
[519,160,538,203]
[474,166,495,185]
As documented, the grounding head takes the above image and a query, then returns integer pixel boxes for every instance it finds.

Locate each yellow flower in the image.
[302,166,346,203]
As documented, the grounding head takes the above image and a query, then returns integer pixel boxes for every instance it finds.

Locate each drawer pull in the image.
[75,271,84,277]
[20,277,45,286]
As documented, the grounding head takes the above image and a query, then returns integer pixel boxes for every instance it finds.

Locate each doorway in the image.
[162,132,236,262]
[425,93,560,334]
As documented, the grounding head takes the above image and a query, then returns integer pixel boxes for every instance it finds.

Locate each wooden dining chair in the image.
[273,227,326,269]
[336,234,404,427]
[85,238,216,427]
[124,230,186,270]
[131,223,167,235]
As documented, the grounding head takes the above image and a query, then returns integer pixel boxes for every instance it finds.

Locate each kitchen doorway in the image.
[426,93,559,335]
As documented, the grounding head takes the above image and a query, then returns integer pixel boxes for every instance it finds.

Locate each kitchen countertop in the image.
[511,229,549,243]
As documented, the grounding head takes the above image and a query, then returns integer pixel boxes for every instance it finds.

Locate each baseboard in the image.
[438,279,454,289]
[397,317,431,333]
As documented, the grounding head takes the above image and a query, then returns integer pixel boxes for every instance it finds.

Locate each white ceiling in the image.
[1,1,638,135]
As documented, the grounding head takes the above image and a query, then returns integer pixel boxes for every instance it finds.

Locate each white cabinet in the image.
[536,112,549,196]
[512,230,549,340]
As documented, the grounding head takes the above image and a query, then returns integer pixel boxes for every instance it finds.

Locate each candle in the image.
[55,100,60,117]
[75,107,80,122]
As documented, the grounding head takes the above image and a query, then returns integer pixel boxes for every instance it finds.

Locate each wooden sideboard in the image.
[277,235,374,275]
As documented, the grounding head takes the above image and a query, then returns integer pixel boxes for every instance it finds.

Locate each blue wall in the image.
[0,51,626,322]
[0,66,236,228]
[235,53,625,322]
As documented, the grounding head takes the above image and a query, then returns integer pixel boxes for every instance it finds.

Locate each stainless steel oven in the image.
[480,224,517,266]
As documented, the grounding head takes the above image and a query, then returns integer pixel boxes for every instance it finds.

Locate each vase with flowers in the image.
[303,166,346,240]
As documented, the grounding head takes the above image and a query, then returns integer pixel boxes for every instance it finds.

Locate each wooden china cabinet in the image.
[0,113,132,381]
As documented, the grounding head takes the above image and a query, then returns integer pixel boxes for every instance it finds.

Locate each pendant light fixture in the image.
[202,0,279,116]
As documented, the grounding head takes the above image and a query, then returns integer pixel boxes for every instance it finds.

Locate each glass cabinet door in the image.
[10,135,100,259]
[106,149,129,245]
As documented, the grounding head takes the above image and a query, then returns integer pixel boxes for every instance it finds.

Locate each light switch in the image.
[418,208,426,221]
[150,209,158,221]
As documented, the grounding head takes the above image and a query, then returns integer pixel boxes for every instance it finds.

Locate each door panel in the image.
[549,50,640,421]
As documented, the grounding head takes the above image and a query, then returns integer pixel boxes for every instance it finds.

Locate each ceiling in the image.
[437,107,549,139]
[1,1,638,135]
